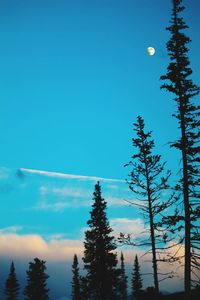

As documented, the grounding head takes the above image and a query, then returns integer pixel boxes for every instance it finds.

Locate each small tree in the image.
[120,116,173,293]
[5,261,20,300]
[132,255,143,300]
[83,181,119,300]
[71,254,81,300]
[118,252,128,300]
[24,258,49,300]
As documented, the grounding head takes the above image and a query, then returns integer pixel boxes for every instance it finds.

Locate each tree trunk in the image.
[180,103,191,297]
[148,193,159,294]
[146,166,159,294]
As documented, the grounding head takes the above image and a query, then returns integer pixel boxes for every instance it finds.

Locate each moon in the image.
[147,47,155,56]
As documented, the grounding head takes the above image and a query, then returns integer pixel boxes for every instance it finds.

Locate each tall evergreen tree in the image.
[118,252,128,300]
[71,254,81,300]
[80,276,89,300]
[121,116,172,293]
[4,261,20,300]
[160,0,200,295]
[83,181,119,300]
[24,258,49,300]
[132,255,143,300]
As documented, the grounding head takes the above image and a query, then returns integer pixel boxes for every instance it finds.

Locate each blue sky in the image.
[0,0,199,299]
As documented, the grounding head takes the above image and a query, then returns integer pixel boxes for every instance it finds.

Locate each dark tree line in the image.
[4,258,49,300]
[71,182,145,300]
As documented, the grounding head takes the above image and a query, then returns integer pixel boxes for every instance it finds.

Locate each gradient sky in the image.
[0,0,199,299]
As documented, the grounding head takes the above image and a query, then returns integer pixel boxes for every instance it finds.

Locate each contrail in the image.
[20,168,125,183]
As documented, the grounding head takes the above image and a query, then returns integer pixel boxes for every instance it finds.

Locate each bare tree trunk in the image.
[180,104,191,297]
[149,197,159,294]
[146,166,159,294]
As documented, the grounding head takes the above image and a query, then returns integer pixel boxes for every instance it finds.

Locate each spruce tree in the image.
[83,181,118,300]
[5,261,20,300]
[118,252,128,300]
[80,276,89,300]
[122,116,172,293]
[160,0,200,295]
[132,255,143,300]
[24,258,49,300]
[71,254,81,300]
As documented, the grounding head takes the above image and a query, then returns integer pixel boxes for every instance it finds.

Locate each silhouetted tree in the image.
[160,0,200,295]
[118,252,128,300]
[83,181,119,300]
[120,116,173,293]
[24,258,49,300]
[5,261,20,300]
[71,254,81,300]
[132,255,143,300]
[145,287,159,300]
[80,276,89,300]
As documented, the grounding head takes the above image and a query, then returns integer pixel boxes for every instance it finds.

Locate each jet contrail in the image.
[20,168,125,183]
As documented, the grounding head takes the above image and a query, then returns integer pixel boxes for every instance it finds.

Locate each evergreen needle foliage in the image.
[5,261,20,300]
[71,254,81,300]
[121,116,173,293]
[118,252,128,300]
[160,0,200,294]
[83,181,119,300]
[24,258,49,300]
[132,255,143,299]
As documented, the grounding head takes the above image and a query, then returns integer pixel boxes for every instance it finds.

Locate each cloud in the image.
[0,233,83,261]
[34,196,130,212]
[110,218,147,237]
[39,186,90,198]
[34,184,131,211]
[106,184,119,190]
[106,196,128,207]
[0,167,11,180]
[34,200,91,212]
[35,186,92,211]
[20,168,124,183]
[0,231,183,293]
[0,226,23,234]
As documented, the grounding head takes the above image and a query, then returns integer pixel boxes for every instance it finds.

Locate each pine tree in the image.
[5,261,20,300]
[118,252,128,300]
[132,255,143,300]
[24,258,49,300]
[121,116,173,293]
[83,181,119,300]
[71,254,81,300]
[80,276,89,300]
[160,0,200,295]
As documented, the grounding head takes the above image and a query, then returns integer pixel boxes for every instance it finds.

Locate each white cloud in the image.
[20,168,124,183]
[34,195,130,212]
[0,226,23,234]
[110,218,147,237]
[40,186,90,198]
[106,196,128,207]
[35,201,71,212]
[0,167,11,180]
[35,185,131,211]
[106,184,119,190]
[35,198,91,212]
[0,233,84,261]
